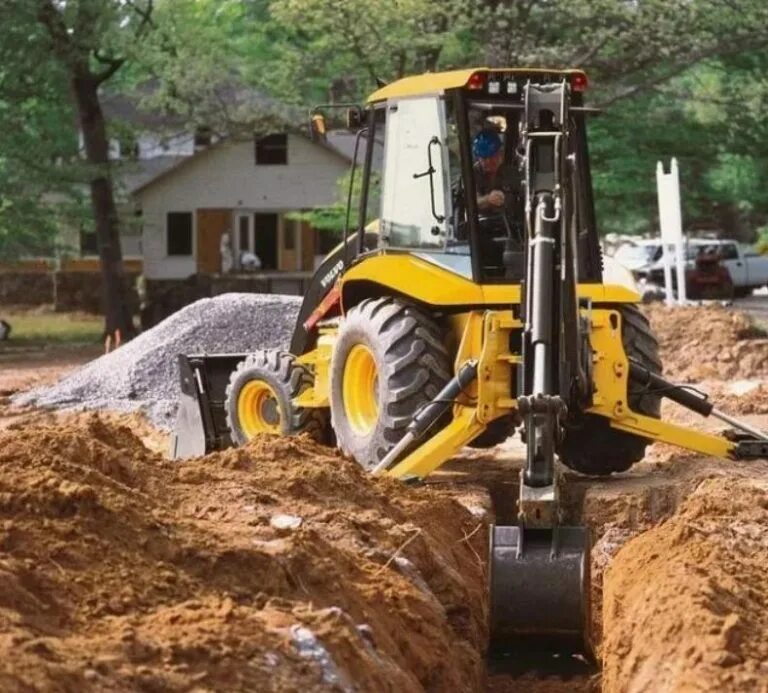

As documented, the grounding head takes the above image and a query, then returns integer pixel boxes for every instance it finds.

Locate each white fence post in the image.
[656,158,686,305]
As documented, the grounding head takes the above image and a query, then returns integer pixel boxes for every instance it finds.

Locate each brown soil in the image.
[3,303,768,691]
[0,416,488,692]
[644,304,768,381]
[601,476,768,692]
[0,344,102,396]
[0,344,102,430]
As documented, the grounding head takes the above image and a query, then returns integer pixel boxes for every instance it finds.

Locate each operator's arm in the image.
[477,190,505,212]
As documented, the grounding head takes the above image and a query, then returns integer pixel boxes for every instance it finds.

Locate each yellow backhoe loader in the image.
[171,68,768,652]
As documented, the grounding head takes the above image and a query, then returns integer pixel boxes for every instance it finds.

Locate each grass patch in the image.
[1,310,103,347]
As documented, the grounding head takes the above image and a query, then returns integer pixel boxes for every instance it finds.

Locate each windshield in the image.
[615,244,661,264]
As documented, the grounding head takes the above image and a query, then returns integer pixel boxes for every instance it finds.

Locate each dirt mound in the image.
[0,416,487,691]
[643,304,768,381]
[708,381,768,415]
[601,476,768,692]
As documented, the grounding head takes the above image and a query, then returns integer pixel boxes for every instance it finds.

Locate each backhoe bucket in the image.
[170,353,247,459]
[489,525,591,652]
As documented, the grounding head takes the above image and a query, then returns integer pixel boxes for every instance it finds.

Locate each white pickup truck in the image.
[615,238,768,296]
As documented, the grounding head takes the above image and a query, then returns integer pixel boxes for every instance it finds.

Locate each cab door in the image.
[720,242,747,286]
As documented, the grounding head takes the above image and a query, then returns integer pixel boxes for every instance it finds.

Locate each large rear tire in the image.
[225,350,326,445]
[558,305,662,476]
[329,297,451,469]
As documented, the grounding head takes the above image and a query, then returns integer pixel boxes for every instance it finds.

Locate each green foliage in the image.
[0,0,154,259]
[4,0,768,257]
[589,55,768,238]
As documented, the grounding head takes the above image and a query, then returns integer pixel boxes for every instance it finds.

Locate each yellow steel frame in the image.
[586,309,735,459]
[385,307,738,479]
[367,67,588,103]
[293,303,737,480]
[294,329,335,408]
[339,253,638,308]
[386,311,521,478]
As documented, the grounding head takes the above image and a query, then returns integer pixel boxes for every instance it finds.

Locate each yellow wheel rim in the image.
[343,344,379,436]
[237,380,281,438]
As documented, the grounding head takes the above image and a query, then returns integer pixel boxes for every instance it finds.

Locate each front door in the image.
[253,213,278,270]
[196,209,231,274]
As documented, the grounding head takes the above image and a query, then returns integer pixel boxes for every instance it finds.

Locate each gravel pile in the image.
[15,293,301,427]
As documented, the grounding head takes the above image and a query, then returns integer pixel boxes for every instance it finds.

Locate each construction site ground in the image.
[1,304,768,691]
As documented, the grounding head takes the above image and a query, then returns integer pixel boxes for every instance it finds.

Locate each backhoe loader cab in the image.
[171,68,768,653]
[347,69,602,285]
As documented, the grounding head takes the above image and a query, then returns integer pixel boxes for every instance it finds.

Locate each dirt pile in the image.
[707,381,768,415]
[601,476,768,692]
[643,304,768,381]
[0,416,487,691]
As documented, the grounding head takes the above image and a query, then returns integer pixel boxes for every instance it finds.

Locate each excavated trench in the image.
[2,304,768,691]
[6,411,766,692]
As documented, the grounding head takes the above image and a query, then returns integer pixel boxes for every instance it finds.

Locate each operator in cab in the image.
[472,128,518,214]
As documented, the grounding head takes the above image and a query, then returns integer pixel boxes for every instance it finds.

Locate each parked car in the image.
[614,238,768,297]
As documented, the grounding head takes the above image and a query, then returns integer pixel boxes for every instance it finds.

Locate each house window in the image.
[255,134,288,165]
[167,212,193,256]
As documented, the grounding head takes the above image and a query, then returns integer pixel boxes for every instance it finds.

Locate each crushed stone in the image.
[14,293,300,428]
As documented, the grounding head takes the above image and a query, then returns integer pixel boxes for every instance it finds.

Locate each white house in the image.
[132,132,352,280]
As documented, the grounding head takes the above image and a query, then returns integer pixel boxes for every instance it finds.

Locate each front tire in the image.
[225,350,326,445]
[558,304,662,475]
[329,297,451,469]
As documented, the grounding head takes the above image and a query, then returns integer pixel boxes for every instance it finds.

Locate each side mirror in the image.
[310,113,327,140]
[346,107,363,130]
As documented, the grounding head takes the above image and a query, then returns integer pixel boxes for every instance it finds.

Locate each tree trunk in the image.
[71,73,136,339]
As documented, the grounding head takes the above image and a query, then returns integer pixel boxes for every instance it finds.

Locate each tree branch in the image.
[125,0,156,38]
[95,57,126,85]
[36,0,83,71]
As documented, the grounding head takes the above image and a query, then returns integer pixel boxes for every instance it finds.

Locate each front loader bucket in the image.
[489,525,591,653]
[170,353,248,459]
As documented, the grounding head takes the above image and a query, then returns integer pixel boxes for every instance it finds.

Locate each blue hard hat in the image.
[473,129,502,159]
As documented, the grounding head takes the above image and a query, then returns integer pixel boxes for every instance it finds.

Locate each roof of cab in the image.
[366,67,586,103]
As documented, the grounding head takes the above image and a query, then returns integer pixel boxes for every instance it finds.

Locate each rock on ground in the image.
[14,293,301,428]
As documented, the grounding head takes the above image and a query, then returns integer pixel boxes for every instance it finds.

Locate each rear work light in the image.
[571,72,588,92]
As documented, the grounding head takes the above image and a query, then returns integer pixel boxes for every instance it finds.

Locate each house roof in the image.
[104,83,380,196]
[129,131,354,196]
[116,155,189,195]
[324,131,384,170]
[101,89,186,131]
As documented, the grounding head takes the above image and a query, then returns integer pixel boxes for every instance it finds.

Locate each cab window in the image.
[380,96,452,249]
